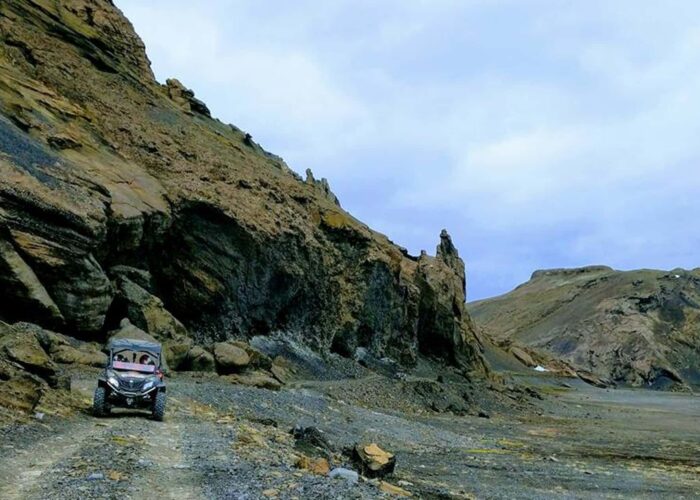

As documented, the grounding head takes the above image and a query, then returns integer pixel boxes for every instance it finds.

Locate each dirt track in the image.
[1,371,698,499]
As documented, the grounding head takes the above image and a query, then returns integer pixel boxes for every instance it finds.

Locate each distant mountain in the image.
[469,266,700,390]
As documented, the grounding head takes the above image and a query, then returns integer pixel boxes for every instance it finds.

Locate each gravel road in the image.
[0,370,698,499]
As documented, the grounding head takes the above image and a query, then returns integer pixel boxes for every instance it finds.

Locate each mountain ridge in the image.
[469,265,700,390]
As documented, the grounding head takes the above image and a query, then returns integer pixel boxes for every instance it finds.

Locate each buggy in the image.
[93,338,167,420]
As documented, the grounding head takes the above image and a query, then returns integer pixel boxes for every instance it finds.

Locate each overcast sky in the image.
[118,0,700,301]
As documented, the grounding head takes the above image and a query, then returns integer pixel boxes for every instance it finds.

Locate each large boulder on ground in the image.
[0,358,46,413]
[230,341,272,370]
[185,346,216,372]
[163,339,193,371]
[214,342,250,374]
[353,442,397,478]
[108,318,159,344]
[30,326,107,367]
[0,322,73,414]
[0,322,57,382]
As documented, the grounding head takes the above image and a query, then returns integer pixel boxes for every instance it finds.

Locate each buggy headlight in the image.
[107,375,119,388]
[142,380,155,391]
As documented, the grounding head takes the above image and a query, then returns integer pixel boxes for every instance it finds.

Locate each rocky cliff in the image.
[469,266,700,390]
[0,0,487,405]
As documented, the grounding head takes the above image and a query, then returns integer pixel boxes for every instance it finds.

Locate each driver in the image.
[113,353,127,363]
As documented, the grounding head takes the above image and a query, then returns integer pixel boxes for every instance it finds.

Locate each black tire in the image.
[93,386,108,417]
[152,391,166,421]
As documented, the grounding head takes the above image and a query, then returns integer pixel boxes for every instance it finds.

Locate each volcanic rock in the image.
[184,346,216,372]
[469,266,700,389]
[0,0,488,379]
[213,342,251,374]
[353,442,396,478]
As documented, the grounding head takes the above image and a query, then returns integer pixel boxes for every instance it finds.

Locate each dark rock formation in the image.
[0,0,487,378]
[469,266,700,390]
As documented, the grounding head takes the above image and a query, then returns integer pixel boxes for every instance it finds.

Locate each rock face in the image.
[0,321,100,413]
[469,266,700,390]
[0,0,487,376]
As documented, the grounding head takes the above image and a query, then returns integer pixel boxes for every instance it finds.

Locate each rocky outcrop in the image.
[0,0,487,377]
[469,267,700,390]
[0,321,91,413]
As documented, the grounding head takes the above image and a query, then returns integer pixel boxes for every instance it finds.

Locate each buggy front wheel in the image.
[152,391,166,421]
[93,386,109,417]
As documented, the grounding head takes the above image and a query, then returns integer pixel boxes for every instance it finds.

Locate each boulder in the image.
[32,327,107,367]
[270,363,291,384]
[291,425,334,458]
[223,370,281,390]
[50,344,107,368]
[0,358,46,413]
[353,443,396,478]
[213,342,250,374]
[0,322,57,382]
[230,341,272,370]
[163,339,193,371]
[108,318,159,343]
[379,481,412,497]
[185,346,216,372]
[295,455,330,476]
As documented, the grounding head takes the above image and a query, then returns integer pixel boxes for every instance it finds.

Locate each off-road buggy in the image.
[93,338,167,421]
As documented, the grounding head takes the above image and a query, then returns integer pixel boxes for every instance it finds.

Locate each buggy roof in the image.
[107,338,162,354]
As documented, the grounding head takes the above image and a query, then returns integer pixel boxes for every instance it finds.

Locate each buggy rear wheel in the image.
[152,391,166,421]
[93,386,109,417]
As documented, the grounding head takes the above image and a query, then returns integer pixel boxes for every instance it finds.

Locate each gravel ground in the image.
[0,369,698,499]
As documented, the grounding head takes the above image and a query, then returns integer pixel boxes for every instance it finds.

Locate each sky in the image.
[118,0,700,301]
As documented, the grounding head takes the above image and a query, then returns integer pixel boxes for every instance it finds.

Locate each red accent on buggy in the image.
[113,361,156,373]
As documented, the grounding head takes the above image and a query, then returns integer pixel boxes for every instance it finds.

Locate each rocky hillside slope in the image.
[469,266,700,390]
[0,0,488,411]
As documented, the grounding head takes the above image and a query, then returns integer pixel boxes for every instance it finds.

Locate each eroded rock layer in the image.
[0,0,487,382]
[469,266,700,389]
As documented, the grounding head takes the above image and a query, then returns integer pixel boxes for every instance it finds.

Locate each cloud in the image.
[117,0,700,299]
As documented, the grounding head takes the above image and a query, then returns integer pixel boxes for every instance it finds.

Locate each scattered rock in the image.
[353,443,396,478]
[328,468,359,484]
[380,481,413,497]
[87,472,104,481]
[223,371,281,390]
[295,455,330,475]
[291,426,334,457]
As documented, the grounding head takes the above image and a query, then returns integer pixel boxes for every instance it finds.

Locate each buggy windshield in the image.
[111,349,158,373]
